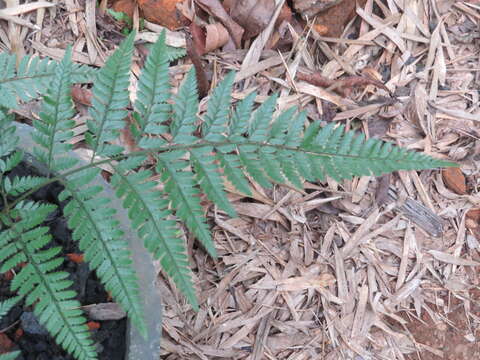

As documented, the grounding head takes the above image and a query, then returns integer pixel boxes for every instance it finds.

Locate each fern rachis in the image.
[0,30,456,360]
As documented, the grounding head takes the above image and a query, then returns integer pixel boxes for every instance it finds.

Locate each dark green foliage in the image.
[0,30,456,360]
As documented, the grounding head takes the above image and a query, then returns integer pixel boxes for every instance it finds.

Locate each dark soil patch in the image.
[0,160,127,359]
[401,289,480,360]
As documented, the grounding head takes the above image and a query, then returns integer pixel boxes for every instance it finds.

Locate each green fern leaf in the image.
[277,111,308,188]
[190,147,236,217]
[59,170,147,338]
[215,152,251,195]
[109,158,199,309]
[171,68,198,144]
[237,95,279,188]
[134,30,171,140]
[0,296,20,318]
[157,152,216,257]
[86,31,135,158]
[203,71,235,142]
[212,92,258,196]
[32,47,77,171]
[298,122,454,181]
[0,351,21,360]
[0,108,19,165]
[2,175,46,197]
[259,106,299,186]
[166,45,186,61]
[229,91,256,140]
[1,201,97,360]
[0,53,96,108]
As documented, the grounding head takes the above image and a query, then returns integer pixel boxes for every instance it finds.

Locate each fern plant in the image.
[0,31,455,359]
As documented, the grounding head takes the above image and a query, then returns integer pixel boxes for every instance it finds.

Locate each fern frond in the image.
[0,296,20,318]
[298,122,453,181]
[0,108,20,168]
[202,71,235,142]
[0,351,21,360]
[171,68,198,144]
[2,175,46,197]
[190,147,236,217]
[237,94,278,188]
[58,169,147,338]
[214,92,258,196]
[134,29,171,146]
[86,32,134,158]
[109,157,198,309]
[32,47,76,171]
[157,152,216,257]
[0,201,97,360]
[0,52,96,108]
[166,45,186,61]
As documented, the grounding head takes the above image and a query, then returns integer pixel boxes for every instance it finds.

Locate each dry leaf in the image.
[276,274,336,291]
[442,167,467,195]
[204,23,229,52]
[71,85,92,106]
[191,21,229,55]
[112,0,135,18]
[429,250,480,266]
[466,208,480,241]
[292,0,342,18]
[194,0,244,48]
[186,29,209,98]
[229,0,275,39]
[81,303,127,320]
[297,71,390,97]
[310,0,367,37]
[66,253,84,263]
[131,0,188,30]
[0,333,14,353]
[87,321,101,330]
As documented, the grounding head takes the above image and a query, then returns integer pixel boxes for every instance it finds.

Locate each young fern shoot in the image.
[0,30,456,360]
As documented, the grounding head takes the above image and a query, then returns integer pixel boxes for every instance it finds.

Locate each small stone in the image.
[20,312,49,336]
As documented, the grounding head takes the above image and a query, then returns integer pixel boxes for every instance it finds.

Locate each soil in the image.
[399,288,480,360]
[0,160,127,359]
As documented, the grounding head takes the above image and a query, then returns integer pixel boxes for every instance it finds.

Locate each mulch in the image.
[1,0,480,359]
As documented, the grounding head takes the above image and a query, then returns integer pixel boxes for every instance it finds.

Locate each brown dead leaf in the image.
[191,21,229,55]
[204,23,229,52]
[194,0,244,48]
[135,0,189,30]
[276,274,336,291]
[292,0,342,18]
[466,208,480,241]
[297,71,390,97]
[229,0,275,40]
[112,0,136,18]
[309,0,367,37]
[71,85,92,106]
[81,303,127,320]
[186,28,209,98]
[442,167,467,195]
[375,174,391,206]
[66,253,84,263]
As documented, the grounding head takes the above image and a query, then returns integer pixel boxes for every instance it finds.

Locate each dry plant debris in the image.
[1,0,480,359]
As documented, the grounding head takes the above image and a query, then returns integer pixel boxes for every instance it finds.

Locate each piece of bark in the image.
[385,186,444,237]
[186,30,209,98]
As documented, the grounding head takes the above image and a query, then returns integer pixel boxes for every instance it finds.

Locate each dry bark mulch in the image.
[1,0,480,359]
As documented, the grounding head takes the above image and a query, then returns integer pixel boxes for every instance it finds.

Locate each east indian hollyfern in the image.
[0,31,455,359]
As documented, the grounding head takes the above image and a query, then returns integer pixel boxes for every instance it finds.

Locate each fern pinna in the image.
[0,31,455,359]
